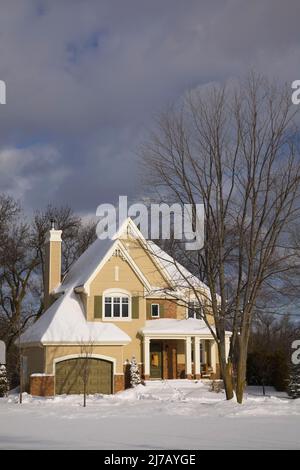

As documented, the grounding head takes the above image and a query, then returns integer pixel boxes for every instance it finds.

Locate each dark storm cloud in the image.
[0,0,299,214]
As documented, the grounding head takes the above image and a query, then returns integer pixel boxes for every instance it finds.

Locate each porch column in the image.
[225,336,230,361]
[210,340,217,374]
[185,337,192,379]
[194,337,201,379]
[143,337,150,379]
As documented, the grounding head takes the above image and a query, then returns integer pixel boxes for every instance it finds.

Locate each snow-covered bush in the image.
[287,364,300,399]
[0,365,8,397]
[130,356,141,388]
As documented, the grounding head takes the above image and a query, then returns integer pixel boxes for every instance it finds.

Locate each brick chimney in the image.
[44,221,62,309]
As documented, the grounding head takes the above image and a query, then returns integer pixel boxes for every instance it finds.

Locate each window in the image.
[104,295,130,319]
[187,301,202,319]
[151,304,160,318]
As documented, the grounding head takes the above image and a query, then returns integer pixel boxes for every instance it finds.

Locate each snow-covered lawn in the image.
[0,380,300,450]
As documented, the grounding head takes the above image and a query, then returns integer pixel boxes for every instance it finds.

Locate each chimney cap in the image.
[50,218,56,230]
[45,225,62,244]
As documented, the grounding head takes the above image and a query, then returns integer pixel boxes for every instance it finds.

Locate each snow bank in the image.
[1,381,300,449]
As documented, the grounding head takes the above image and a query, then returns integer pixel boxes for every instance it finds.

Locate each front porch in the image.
[143,337,220,380]
[140,319,231,381]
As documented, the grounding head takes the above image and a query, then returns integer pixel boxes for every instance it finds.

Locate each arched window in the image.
[103,290,131,320]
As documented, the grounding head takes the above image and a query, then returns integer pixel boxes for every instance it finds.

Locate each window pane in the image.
[151,304,159,317]
[122,298,129,317]
[188,302,202,319]
[104,297,112,317]
[188,309,194,318]
[113,297,120,317]
[105,303,112,317]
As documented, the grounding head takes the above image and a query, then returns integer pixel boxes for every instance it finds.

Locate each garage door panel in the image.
[55,358,112,395]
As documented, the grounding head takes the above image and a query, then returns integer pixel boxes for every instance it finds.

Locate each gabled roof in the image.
[56,237,115,293]
[147,241,210,293]
[57,217,210,296]
[19,218,213,346]
[57,238,152,295]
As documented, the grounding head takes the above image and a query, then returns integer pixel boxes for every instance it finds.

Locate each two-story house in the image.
[19,218,231,396]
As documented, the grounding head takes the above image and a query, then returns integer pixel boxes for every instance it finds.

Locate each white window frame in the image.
[151,303,160,318]
[102,289,132,321]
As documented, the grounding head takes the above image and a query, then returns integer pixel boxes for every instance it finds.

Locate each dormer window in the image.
[103,292,130,320]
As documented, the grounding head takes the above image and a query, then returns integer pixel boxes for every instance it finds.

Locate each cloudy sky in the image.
[0,0,300,215]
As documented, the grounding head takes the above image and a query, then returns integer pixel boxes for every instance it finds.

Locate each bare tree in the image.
[0,200,97,394]
[140,73,300,403]
[79,341,94,408]
[0,218,42,403]
[32,205,97,318]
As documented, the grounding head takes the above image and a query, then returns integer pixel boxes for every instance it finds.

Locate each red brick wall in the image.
[30,375,54,397]
[114,374,125,393]
[146,299,177,319]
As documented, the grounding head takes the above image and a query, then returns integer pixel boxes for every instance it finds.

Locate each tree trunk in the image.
[217,337,234,400]
[223,361,234,400]
[236,347,248,404]
[217,342,233,400]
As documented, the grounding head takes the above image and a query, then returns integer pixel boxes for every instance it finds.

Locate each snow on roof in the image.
[147,241,211,295]
[19,291,131,346]
[141,318,212,335]
[20,218,214,346]
[56,236,115,293]
[58,217,211,297]
[140,318,230,337]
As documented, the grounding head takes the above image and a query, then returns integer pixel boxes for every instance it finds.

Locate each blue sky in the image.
[0,0,300,215]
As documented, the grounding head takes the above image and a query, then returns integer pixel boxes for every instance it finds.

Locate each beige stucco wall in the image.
[45,345,125,375]
[120,238,169,288]
[86,254,146,363]
[86,254,146,320]
[22,346,45,389]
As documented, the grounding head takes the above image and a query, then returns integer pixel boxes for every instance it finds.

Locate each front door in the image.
[150,342,162,378]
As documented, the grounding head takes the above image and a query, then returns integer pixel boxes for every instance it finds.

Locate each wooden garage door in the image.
[55,358,113,395]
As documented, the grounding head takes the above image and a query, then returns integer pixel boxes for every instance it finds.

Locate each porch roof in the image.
[140,318,230,338]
